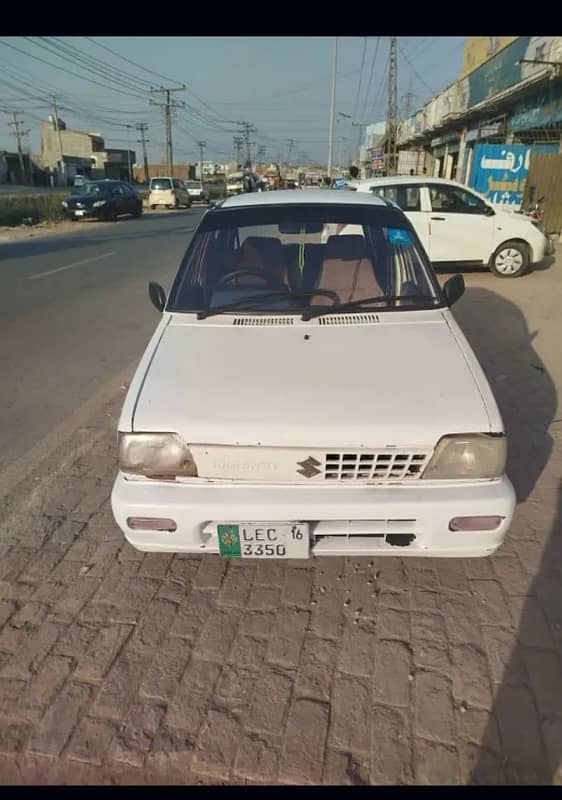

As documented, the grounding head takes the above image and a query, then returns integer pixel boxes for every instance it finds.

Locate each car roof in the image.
[350,176,471,190]
[220,188,388,209]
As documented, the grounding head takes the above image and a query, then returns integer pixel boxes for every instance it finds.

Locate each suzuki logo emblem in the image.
[297,456,322,479]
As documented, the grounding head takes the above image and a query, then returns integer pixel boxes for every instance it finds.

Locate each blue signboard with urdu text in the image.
[469,143,530,208]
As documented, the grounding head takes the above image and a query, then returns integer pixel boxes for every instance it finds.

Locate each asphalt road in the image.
[0,208,204,474]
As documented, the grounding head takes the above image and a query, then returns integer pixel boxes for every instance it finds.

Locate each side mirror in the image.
[443,274,465,307]
[484,205,495,216]
[149,281,166,312]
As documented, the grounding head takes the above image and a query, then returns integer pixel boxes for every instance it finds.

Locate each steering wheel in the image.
[215,268,274,288]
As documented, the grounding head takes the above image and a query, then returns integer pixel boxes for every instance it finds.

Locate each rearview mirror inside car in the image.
[443,274,465,307]
[277,221,324,234]
[149,281,166,312]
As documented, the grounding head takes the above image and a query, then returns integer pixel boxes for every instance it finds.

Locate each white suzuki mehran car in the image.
[350,176,551,278]
[111,190,516,559]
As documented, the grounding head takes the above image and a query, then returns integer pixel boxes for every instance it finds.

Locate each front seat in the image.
[314,234,382,305]
[237,237,286,286]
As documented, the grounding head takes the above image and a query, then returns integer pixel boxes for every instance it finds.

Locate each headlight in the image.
[61,200,68,208]
[93,200,107,208]
[422,434,507,480]
[118,432,198,478]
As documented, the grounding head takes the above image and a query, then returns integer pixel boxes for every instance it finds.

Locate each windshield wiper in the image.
[301,294,439,321]
[197,289,339,320]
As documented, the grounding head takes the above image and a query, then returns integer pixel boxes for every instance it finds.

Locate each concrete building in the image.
[397,36,562,209]
[40,116,135,186]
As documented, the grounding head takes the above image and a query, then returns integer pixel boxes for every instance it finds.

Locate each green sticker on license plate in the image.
[217,524,241,557]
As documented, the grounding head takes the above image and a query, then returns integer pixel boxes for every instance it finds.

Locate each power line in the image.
[0,39,147,102]
[397,39,435,96]
[352,37,368,121]
[358,37,380,124]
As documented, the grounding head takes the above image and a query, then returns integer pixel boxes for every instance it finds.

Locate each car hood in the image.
[130,311,495,448]
[66,192,108,205]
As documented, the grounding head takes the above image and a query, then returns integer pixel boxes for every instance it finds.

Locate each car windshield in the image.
[78,182,112,195]
[167,204,442,315]
[151,178,172,190]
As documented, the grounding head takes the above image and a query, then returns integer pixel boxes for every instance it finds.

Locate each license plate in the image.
[74,209,86,217]
[217,523,309,559]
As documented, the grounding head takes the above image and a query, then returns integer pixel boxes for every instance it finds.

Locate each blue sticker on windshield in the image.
[387,228,411,245]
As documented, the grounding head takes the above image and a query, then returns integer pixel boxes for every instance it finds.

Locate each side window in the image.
[173,179,182,189]
[370,185,420,212]
[370,185,398,204]
[429,184,486,214]
[397,185,421,212]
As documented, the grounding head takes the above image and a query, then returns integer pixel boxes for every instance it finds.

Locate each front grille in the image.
[317,313,380,326]
[232,317,295,326]
[324,451,428,481]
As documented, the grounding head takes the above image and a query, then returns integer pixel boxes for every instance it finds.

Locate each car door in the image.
[370,183,430,254]
[124,183,138,212]
[426,183,494,264]
[111,184,126,213]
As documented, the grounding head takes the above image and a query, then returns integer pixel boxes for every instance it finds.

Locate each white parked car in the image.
[350,176,551,278]
[111,189,515,560]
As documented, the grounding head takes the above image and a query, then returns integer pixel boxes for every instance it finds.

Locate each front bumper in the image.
[111,474,516,558]
[64,207,104,220]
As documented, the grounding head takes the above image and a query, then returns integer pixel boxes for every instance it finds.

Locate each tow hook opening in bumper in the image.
[385,533,416,547]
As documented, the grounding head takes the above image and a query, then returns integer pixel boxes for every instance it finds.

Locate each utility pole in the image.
[327,36,338,179]
[386,36,398,176]
[257,145,266,165]
[237,122,257,169]
[197,140,206,185]
[125,124,133,183]
[286,139,295,169]
[6,111,30,185]
[150,85,186,177]
[52,95,65,186]
[233,135,243,167]
[136,122,150,183]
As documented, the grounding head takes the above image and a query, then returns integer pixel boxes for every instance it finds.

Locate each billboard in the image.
[459,37,518,79]
[370,146,384,170]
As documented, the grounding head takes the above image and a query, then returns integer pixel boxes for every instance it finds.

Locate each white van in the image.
[111,190,515,560]
[351,176,551,277]
[149,177,192,210]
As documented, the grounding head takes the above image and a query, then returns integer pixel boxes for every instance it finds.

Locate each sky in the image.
[0,36,466,167]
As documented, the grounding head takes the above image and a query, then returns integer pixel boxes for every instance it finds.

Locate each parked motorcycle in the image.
[524,196,544,224]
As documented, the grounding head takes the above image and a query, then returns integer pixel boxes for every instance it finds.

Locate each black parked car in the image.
[62,180,143,222]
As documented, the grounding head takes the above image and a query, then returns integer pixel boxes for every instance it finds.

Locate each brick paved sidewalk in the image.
[1,264,562,784]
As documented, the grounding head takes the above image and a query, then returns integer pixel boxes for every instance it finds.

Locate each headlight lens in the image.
[118,432,197,477]
[61,200,68,207]
[422,434,507,480]
[93,200,107,208]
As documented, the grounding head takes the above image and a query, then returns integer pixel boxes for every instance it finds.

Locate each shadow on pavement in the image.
[0,212,201,262]
[453,288,561,783]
